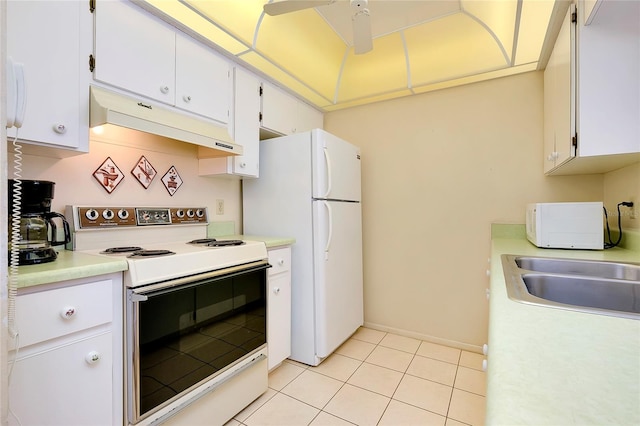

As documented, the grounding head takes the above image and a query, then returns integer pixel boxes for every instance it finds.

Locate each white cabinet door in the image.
[175,33,231,124]
[543,5,575,173]
[267,247,291,370]
[261,82,298,135]
[6,0,88,151]
[198,66,260,178]
[9,332,113,426]
[577,0,640,157]
[232,67,261,177]
[261,82,323,135]
[94,0,175,105]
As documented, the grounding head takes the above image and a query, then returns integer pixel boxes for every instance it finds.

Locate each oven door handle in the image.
[130,260,271,296]
[129,293,148,302]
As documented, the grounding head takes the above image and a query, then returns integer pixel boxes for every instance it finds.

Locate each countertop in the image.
[11,235,294,289]
[487,229,640,425]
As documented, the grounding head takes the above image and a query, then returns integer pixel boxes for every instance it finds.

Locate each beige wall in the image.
[603,163,640,231]
[7,128,242,231]
[324,71,603,349]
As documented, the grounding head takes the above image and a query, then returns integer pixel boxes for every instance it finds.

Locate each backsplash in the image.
[7,129,242,226]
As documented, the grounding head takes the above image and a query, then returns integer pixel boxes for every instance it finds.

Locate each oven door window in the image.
[133,266,267,418]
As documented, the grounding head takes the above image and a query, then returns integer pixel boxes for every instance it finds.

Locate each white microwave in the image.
[526,202,604,250]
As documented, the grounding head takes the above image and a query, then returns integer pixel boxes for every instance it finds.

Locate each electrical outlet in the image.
[216,199,224,215]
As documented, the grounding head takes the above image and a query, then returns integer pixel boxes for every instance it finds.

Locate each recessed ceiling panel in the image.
[184,0,264,46]
[337,32,409,102]
[140,0,559,111]
[143,0,249,54]
[461,0,518,64]
[515,0,555,65]
[258,9,346,99]
[406,13,509,86]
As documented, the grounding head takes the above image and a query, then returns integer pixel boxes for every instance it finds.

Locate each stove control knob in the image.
[176,209,185,218]
[186,209,195,218]
[118,209,129,220]
[102,209,114,220]
[85,209,99,221]
[196,209,204,218]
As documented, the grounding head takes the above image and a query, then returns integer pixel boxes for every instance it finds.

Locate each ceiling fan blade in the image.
[263,0,335,16]
[352,7,373,54]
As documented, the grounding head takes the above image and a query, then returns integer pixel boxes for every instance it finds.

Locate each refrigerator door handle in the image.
[322,147,333,198]
[322,201,333,259]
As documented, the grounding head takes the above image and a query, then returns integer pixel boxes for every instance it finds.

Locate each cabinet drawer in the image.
[16,279,113,348]
[268,247,291,276]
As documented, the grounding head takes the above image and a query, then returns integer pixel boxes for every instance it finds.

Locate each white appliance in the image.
[526,202,604,249]
[67,206,269,425]
[243,129,363,366]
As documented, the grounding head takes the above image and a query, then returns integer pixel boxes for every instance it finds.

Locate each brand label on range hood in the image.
[89,86,243,156]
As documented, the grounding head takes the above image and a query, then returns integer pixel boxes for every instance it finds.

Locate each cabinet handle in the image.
[483,343,488,355]
[482,359,488,371]
[160,85,170,94]
[53,124,67,134]
[61,306,76,319]
[183,95,192,103]
[85,351,101,364]
[278,259,284,266]
[273,287,280,294]
[240,162,247,168]
[485,288,490,300]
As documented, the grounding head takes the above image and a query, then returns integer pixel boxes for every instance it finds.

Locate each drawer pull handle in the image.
[273,287,280,294]
[61,307,76,319]
[85,351,101,364]
[278,259,284,266]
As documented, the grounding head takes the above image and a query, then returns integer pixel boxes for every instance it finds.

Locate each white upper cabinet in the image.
[94,0,175,106]
[175,32,231,124]
[261,81,323,136]
[199,67,261,178]
[93,0,231,124]
[6,0,89,152]
[545,0,640,175]
[543,5,575,173]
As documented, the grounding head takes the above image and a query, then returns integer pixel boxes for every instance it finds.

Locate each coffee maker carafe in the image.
[8,180,71,265]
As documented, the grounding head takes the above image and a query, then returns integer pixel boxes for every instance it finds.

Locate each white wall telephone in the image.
[6,56,26,128]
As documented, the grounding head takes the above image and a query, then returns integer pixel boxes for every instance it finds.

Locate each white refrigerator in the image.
[243,129,363,366]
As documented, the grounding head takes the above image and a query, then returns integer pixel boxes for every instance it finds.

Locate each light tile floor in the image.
[226,327,486,426]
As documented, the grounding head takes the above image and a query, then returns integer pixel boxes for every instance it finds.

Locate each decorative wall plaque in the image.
[93,157,124,193]
[131,156,157,189]
[161,166,183,196]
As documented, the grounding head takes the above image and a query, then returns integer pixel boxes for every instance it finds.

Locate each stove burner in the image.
[188,238,217,245]
[206,240,245,247]
[127,249,176,258]
[102,246,144,254]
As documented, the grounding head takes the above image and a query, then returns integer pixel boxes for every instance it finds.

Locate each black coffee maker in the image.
[8,180,71,265]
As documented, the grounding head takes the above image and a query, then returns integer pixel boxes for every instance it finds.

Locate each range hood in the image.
[89,86,242,157]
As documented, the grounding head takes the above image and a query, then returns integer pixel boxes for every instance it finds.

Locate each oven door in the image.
[126,260,270,424]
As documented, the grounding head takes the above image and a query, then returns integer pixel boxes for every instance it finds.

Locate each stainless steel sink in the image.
[502,255,640,320]
[515,256,640,281]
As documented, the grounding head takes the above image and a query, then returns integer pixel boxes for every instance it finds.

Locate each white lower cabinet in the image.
[267,246,292,370]
[8,273,123,426]
[9,332,113,426]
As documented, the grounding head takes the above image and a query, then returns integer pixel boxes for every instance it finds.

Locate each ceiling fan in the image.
[263,0,374,54]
